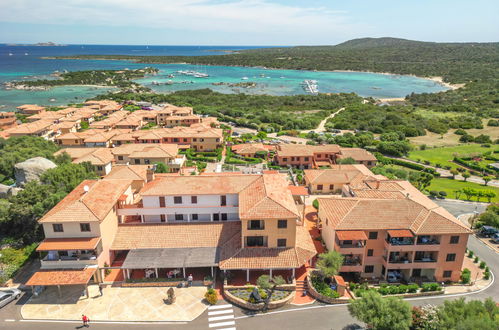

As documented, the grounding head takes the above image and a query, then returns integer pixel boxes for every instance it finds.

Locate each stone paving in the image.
[21,284,208,321]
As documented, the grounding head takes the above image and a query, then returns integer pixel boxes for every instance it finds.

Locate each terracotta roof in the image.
[7,120,53,134]
[239,174,300,219]
[276,144,340,157]
[17,104,45,111]
[387,229,414,238]
[84,131,117,143]
[54,148,99,160]
[219,225,316,270]
[111,143,179,158]
[104,165,149,182]
[26,268,97,286]
[74,148,114,165]
[288,185,309,196]
[304,165,375,185]
[231,143,273,155]
[338,148,377,161]
[36,237,101,251]
[336,230,368,241]
[39,179,131,223]
[111,222,240,250]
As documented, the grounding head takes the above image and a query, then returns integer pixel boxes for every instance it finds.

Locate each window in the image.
[278,220,288,229]
[283,158,288,162]
[183,138,187,142]
[368,232,378,240]
[213,214,220,221]
[118,156,123,161]
[173,138,179,142]
[134,159,140,164]
[144,159,150,164]
[191,196,197,204]
[159,196,166,207]
[317,184,323,191]
[277,239,287,247]
[450,236,459,244]
[329,184,334,190]
[443,270,452,278]
[304,157,309,161]
[367,249,374,257]
[246,236,265,247]
[220,195,227,206]
[446,253,456,262]
[80,223,91,232]
[174,196,182,204]
[97,166,103,171]
[191,214,198,221]
[367,161,372,166]
[364,265,374,273]
[248,220,264,230]
[160,214,166,222]
[175,214,184,221]
[221,213,228,221]
[53,224,64,232]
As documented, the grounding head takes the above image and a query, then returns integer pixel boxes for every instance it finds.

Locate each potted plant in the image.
[204,275,214,286]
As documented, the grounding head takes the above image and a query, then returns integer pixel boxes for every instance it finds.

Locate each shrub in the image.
[398,285,408,294]
[312,199,319,210]
[429,190,439,198]
[474,256,479,263]
[407,284,419,293]
[467,250,474,258]
[421,283,441,292]
[483,271,490,280]
[205,288,218,305]
[479,261,486,269]
[377,287,389,295]
[439,191,447,198]
[461,268,471,284]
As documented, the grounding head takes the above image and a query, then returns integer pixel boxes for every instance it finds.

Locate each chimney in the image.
[146,165,155,182]
[375,180,380,189]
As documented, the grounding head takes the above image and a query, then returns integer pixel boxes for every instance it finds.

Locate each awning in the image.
[336,230,368,241]
[122,247,218,269]
[26,268,97,286]
[387,229,414,238]
[36,237,101,251]
[288,185,309,196]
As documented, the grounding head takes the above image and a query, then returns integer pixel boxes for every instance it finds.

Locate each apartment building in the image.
[317,179,471,283]
[4,120,59,140]
[336,148,378,168]
[304,165,380,194]
[55,147,114,176]
[231,143,275,158]
[27,171,316,289]
[0,112,17,130]
[27,179,135,289]
[84,100,122,115]
[16,104,46,115]
[111,143,185,172]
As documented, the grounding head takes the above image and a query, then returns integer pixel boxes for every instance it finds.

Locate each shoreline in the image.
[42,56,466,92]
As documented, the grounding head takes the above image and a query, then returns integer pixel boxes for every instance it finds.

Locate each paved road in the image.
[0,200,496,330]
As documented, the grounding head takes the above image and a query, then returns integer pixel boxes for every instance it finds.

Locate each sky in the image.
[0,0,498,45]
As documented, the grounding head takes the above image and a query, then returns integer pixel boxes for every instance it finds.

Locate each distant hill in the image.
[334,37,431,48]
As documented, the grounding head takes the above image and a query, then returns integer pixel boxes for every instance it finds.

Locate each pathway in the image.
[300,107,345,134]
[386,156,499,187]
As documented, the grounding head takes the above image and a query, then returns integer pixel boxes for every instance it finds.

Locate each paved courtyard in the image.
[21,284,208,322]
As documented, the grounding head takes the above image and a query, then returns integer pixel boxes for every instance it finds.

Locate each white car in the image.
[0,289,22,309]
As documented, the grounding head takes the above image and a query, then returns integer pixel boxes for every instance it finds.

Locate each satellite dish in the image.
[83,185,90,193]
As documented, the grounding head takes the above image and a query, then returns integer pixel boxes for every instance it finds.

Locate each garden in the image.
[227,286,291,303]
[349,282,441,297]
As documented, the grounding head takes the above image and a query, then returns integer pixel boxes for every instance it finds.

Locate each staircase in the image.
[295,279,308,297]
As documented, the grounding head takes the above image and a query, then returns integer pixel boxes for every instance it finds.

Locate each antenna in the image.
[83,185,90,193]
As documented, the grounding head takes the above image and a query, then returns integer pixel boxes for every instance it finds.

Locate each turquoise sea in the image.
[0,44,448,111]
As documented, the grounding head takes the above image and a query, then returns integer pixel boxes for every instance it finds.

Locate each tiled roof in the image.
[7,120,53,134]
[304,165,375,185]
[36,237,101,251]
[231,143,273,155]
[104,165,149,182]
[26,268,97,286]
[276,144,340,157]
[140,174,258,196]
[74,148,114,165]
[338,148,377,161]
[239,174,300,219]
[111,143,178,158]
[111,222,240,250]
[336,230,368,241]
[219,225,316,270]
[39,179,131,223]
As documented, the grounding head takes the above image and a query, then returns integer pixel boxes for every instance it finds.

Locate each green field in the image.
[426,178,498,203]
[408,145,498,170]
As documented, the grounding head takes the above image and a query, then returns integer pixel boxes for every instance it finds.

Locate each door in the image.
[220,195,227,206]
[412,269,421,277]
[213,214,220,221]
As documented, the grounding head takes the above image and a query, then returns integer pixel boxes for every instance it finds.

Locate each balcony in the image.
[41,253,98,269]
[413,258,437,263]
[416,236,440,245]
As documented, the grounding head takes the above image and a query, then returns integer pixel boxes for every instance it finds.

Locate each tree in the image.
[450,168,459,179]
[256,274,286,312]
[482,176,492,186]
[483,191,496,203]
[256,131,267,139]
[316,250,344,278]
[435,298,498,330]
[348,291,412,330]
[337,157,357,165]
[462,172,470,181]
[454,189,463,199]
[462,187,477,201]
[154,162,169,173]
[476,190,486,202]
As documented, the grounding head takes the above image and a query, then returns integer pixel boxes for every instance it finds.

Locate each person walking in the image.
[187,274,193,287]
[98,284,103,296]
[82,314,89,327]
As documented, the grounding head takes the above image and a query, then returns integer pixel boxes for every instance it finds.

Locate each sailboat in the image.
[8,52,13,56]
[24,52,29,55]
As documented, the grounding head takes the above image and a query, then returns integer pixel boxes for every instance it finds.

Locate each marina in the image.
[301,79,319,94]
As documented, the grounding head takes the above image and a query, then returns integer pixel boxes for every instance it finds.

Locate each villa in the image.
[0,112,17,130]
[16,104,46,115]
[111,143,185,171]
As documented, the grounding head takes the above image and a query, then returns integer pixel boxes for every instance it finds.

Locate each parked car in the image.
[480,226,499,237]
[492,233,499,244]
[0,288,21,309]
[387,271,402,283]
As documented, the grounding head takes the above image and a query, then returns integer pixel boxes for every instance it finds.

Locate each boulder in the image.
[8,187,23,197]
[14,157,56,187]
[0,184,9,199]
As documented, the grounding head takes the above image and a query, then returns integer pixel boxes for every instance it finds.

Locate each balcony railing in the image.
[43,254,97,262]
[414,258,437,263]
[343,258,362,266]
[388,259,412,264]
[386,238,414,246]
[416,237,440,245]
[339,242,365,248]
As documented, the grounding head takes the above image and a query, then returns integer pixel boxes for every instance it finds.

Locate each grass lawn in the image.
[426,178,498,203]
[408,145,498,170]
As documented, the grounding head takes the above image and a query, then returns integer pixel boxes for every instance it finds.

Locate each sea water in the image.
[0,44,448,110]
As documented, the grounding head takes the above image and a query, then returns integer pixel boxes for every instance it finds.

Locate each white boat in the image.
[241,77,249,80]
[24,53,29,55]
[8,52,13,56]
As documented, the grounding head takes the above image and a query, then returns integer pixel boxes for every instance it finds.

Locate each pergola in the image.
[121,247,219,279]
[25,267,98,298]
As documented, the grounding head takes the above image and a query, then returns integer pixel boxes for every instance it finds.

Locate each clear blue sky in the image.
[0,0,498,45]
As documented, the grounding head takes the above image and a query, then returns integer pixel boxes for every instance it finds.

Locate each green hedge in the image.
[454,157,496,175]
[0,243,37,284]
[376,153,439,176]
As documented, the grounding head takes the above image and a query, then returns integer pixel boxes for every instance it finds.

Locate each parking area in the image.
[21,284,208,322]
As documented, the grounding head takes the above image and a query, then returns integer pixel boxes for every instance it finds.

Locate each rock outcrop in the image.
[14,157,56,187]
[0,184,23,198]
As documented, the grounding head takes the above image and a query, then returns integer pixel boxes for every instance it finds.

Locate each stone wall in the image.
[306,274,350,304]
[223,285,295,311]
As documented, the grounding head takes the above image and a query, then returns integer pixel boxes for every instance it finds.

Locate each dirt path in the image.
[300,107,345,134]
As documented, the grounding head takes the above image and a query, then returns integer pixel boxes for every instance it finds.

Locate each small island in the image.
[3,68,158,92]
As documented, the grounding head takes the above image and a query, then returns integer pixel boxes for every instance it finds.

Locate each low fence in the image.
[223,284,295,310]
